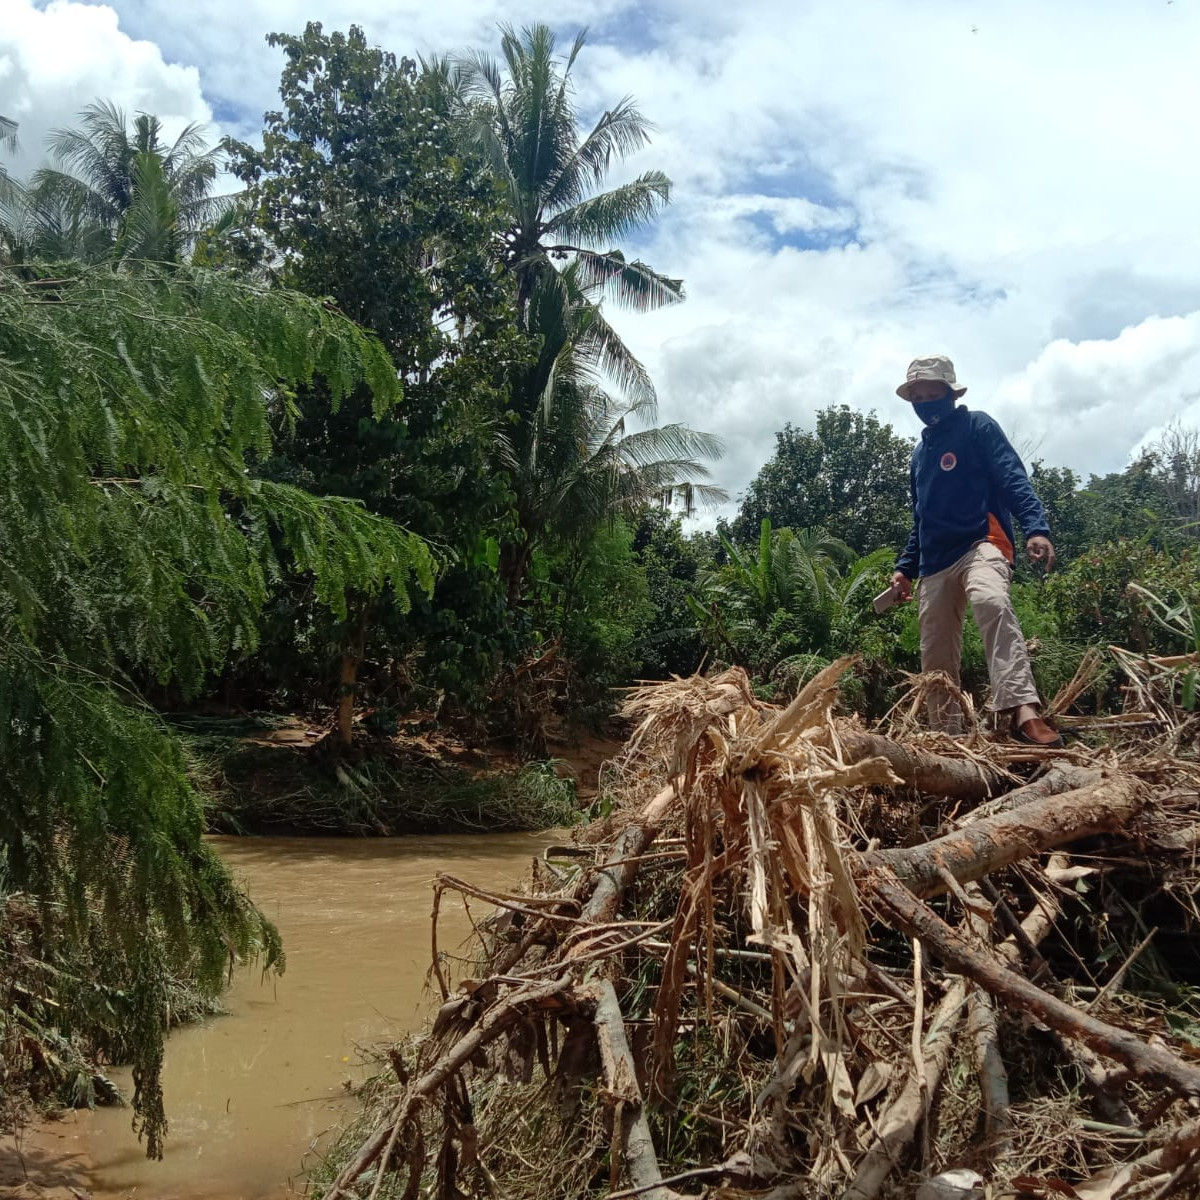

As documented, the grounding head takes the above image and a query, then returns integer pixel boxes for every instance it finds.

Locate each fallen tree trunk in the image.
[836,727,1008,801]
[865,773,1144,899]
[583,978,685,1200]
[963,762,1106,824]
[582,778,681,925]
[866,871,1200,1099]
[492,777,682,976]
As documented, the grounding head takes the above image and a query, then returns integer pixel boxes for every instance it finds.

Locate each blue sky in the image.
[4,0,1200,517]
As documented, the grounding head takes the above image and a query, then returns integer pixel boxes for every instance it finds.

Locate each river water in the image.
[28,832,556,1199]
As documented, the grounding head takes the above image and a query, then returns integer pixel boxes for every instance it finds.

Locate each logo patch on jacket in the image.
[940,452,958,472]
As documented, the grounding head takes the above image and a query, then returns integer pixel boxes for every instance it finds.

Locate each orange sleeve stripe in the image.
[987,513,1015,563]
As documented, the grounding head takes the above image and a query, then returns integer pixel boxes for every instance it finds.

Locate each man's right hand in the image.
[890,570,912,602]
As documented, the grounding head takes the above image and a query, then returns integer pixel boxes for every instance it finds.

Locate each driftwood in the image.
[838,726,1009,801]
[322,663,1200,1200]
[582,978,685,1200]
[846,877,1066,1199]
[324,975,573,1198]
[866,772,1145,897]
[581,779,681,925]
[866,870,1200,1100]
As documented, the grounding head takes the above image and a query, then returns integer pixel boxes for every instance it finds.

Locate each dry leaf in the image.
[853,1060,893,1108]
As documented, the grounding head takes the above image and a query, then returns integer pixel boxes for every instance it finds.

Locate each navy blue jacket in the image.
[896,406,1050,579]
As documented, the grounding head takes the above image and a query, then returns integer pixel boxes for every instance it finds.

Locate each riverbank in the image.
[189,717,619,836]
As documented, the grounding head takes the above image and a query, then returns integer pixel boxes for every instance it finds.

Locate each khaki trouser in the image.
[917,541,1040,732]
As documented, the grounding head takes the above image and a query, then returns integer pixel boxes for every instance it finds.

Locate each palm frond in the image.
[543,172,672,246]
[573,248,684,310]
[544,98,655,211]
[572,302,658,413]
[44,102,133,216]
[114,151,179,262]
[614,425,724,471]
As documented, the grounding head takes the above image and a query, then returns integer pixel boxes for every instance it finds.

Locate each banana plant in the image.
[1127,582,1200,709]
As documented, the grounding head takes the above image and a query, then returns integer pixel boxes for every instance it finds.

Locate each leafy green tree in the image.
[1080,452,1174,548]
[631,509,712,678]
[529,518,654,730]
[447,25,722,603]
[732,407,914,554]
[226,24,527,734]
[14,101,229,262]
[0,263,433,1153]
[1027,462,1098,568]
[439,29,710,604]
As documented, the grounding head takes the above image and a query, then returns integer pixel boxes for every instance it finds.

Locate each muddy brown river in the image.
[21,832,556,1199]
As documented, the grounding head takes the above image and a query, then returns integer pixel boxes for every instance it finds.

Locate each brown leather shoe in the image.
[1013,715,1064,748]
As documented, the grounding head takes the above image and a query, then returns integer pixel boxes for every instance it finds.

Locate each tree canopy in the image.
[0,263,433,1152]
[731,406,914,555]
[4,102,229,263]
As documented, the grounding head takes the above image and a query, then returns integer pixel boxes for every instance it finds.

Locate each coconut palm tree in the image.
[443,27,717,600]
[450,24,683,332]
[497,263,723,602]
[26,100,230,262]
[0,114,18,210]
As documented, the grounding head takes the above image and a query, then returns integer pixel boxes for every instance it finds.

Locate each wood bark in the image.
[968,975,1010,1156]
[582,978,684,1200]
[581,779,681,925]
[865,870,1200,1100]
[336,647,360,748]
[963,763,1105,824]
[836,727,1008,801]
[864,773,1144,899]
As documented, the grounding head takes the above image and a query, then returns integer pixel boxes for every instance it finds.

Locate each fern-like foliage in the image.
[0,263,435,1154]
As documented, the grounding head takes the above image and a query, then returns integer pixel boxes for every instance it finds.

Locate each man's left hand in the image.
[1027,535,1056,572]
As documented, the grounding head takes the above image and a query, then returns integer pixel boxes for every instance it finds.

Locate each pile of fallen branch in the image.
[316,657,1200,1200]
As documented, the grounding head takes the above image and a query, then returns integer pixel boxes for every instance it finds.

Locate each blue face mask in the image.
[914,393,955,427]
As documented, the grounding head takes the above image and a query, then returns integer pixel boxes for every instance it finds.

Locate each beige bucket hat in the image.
[895,355,968,402]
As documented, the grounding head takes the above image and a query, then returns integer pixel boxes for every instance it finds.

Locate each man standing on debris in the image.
[889,355,1063,747]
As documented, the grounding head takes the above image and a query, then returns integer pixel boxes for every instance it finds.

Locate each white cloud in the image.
[994,314,1200,475]
[4,0,1200,529]
[0,0,213,181]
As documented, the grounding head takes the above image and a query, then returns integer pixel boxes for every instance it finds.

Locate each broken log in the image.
[582,778,681,925]
[491,777,682,976]
[866,870,1200,1099]
[966,886,1013,1160]
[325,975,573,1199]
[582,978,685,1200]
[865,773,1144,899]
[963,762,1106,824]
[836,726,1008,801]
